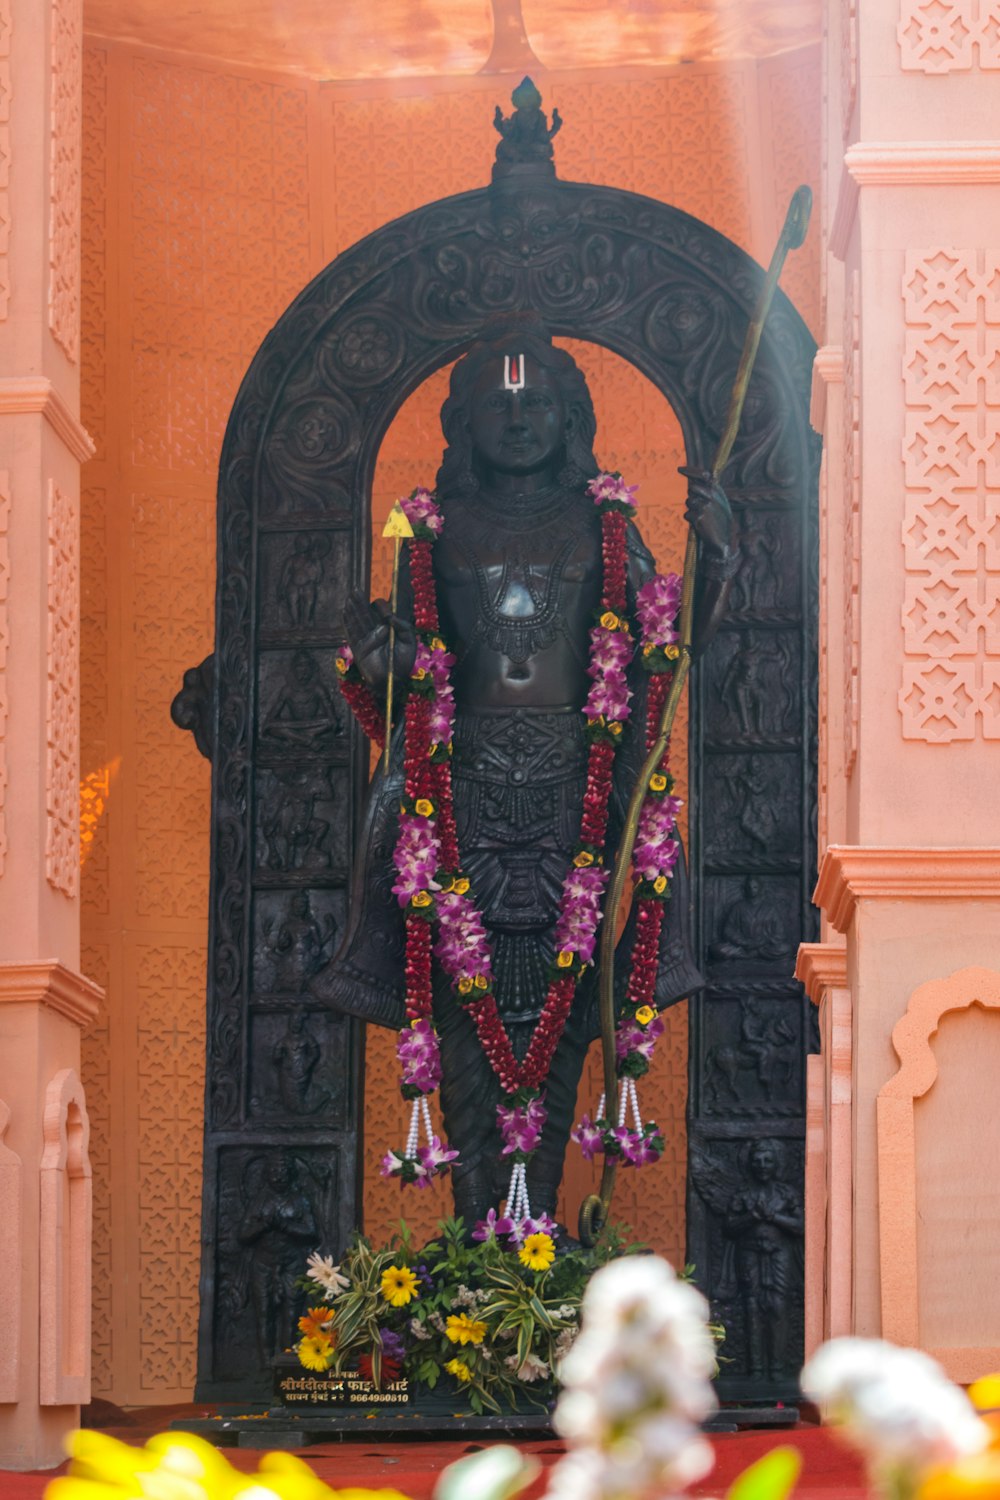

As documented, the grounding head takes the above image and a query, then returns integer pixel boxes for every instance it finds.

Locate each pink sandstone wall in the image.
[79,37,820,1401]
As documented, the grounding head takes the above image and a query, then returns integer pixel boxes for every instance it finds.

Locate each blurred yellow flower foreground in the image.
[45,1430,414,1500]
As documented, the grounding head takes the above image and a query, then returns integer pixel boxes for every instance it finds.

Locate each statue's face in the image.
[468,355,568,478]
[750,1143,777,1181]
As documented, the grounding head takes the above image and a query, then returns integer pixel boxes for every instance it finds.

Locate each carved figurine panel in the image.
[257,648,348,757]
[251,889,346,996]
[205,1147,341,1395]
[702,753,803,869]
[702,629,801,747]
[688,1133,806,1398]
[248,1008,351,1127]
[254,767,350,880]
[698,994,805,1118]
[702,874,801,969]
[258,530,352,640]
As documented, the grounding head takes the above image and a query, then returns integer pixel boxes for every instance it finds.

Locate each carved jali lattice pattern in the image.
[0,468,8,875]
[129,59,312,474]
[80,941,111,1393]
[0,0,10,322]
[81,45,107,460]
[136,944,206,1393]
[844,271,860,772]
[49,0,81,362]
[79,44,314,1398]
[899,250,1000,741]
[898,0,1000,71]
[47,478,79,896]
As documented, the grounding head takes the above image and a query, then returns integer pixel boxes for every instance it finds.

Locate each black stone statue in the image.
[312,314,737,1228]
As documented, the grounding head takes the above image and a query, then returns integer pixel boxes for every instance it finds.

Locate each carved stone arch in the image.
[193,164,818,1400]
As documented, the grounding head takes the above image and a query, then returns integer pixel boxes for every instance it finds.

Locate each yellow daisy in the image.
[518,1232,555,1272]
[445,1358,472,1383]
[445,1313,487,1347]
[297,1333,334,1372]
[380,1264,419,1307]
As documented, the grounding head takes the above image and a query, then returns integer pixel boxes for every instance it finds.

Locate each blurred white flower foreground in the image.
[548,1257,718,1500]
[802,1336,988,1492]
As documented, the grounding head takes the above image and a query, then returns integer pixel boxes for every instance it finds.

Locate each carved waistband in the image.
[452,707,586,788]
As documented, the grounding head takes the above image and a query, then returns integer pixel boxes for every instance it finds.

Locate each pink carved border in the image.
[0,0,9,321]
[0,468,8,877]
[877,966,1000,1377]
[46,478,79,898]
[0,1097,21,1402]
[48,0,81,363]
[39,1068,91,1406]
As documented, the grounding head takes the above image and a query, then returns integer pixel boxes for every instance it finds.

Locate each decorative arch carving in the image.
[878,965,1000,1377]
[185,132,818,1401]
[39,1067,91,1405]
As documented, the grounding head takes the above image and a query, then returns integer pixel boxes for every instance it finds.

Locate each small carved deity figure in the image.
[268,891,336,990]
[493,76,562,169]
[731,513,782,612]
[315,314,738,1228]
[709,875,789,962]
[261,769,332,872]
[273,1010,324,1115]
[278,534,330,628]
[705,996,797,1107]
[265,650,340,749]
[721,1139,803,1379]
[238,1155,318,1363]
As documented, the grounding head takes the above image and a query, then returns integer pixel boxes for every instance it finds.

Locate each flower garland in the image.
[336,478,683,1226]
[571,570,685,1169]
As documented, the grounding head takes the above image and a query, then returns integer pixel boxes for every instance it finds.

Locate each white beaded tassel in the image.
[504,1159,533,1225]
[405,1097,421,1160]
[626,1076,643,1134]
[404,1094,438,1168]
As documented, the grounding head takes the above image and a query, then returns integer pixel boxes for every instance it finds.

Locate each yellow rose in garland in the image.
[380,1264,419,1307]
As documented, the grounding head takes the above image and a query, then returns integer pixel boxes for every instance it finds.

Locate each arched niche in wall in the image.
[878,965,1000,1381]
[182,137,819,1401]
[39,1068,92,1406]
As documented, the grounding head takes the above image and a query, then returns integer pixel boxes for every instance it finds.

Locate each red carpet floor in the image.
[0,1411,868,1499]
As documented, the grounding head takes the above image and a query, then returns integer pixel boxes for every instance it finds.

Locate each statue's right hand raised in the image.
[343,589,415,691]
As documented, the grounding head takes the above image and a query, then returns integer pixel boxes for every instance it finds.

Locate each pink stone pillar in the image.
[0,0,100,1471]
[796,941,852,1354]
[806,0,1000,1365]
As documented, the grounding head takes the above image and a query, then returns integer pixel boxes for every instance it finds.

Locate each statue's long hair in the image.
[436,313,599,498]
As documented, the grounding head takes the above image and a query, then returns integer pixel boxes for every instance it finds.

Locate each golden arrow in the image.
[381,501,415,771]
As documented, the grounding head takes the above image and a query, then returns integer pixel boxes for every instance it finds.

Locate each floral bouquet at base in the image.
[290,1217,686,1415]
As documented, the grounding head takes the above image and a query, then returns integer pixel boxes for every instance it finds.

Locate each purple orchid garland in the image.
[570,568,684,1170]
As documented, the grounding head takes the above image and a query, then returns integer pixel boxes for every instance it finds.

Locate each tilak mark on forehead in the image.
[503,353,526,392]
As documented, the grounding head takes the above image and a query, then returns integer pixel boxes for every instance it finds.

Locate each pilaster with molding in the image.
[0,0,97,1471]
